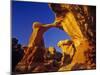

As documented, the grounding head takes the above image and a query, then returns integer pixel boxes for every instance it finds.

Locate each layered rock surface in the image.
[50,4,96,71]
[15,22,62,73]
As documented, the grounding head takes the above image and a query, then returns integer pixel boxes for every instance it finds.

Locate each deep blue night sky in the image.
[12,1,70,52]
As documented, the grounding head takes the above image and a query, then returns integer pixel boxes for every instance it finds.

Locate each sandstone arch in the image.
[15,4,96,73]
[15,22,64,73]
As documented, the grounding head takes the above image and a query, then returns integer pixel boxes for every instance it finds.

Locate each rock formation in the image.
[50,4,96,71]
[15,22,62,73]
[14,3,96,74]
[57,40,76,66]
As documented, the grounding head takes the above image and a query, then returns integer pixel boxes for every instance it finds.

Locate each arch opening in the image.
[43,27,71,53]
